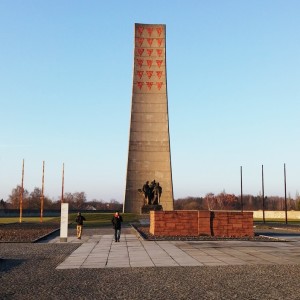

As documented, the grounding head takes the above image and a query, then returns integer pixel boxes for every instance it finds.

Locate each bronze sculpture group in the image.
[140,180,162,205]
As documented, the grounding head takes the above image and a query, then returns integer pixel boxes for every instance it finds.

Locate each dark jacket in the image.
[75,215,86,225]
[112,215,123,230]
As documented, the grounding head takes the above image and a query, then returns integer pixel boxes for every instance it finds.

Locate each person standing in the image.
[112,211,123,242]
[75,212,86,239]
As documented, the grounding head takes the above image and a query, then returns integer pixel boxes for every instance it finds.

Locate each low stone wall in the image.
[150,210,254,237]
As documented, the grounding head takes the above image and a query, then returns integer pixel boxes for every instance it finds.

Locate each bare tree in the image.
[204,193,216,210]
[0,199,7,209]
[29,187,52,210]
[73,192,87,209]
[8,185,29,209]
[62,192,87,209]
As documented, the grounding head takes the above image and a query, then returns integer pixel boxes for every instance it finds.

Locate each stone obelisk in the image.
[124,23,174,214]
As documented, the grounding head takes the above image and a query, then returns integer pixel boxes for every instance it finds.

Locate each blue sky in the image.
[1,0,299,202]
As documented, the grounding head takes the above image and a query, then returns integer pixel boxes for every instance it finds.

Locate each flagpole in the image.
[61,163,65,203]
[40,161,45,223]
[240,166,243,212]
[284,163,287,225]
[19,159,24,223]
[262,165,265,223]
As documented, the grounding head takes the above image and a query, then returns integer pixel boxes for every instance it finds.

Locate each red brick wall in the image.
[150,210,254,237]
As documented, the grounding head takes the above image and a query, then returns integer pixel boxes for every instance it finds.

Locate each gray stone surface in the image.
[51,227,300,270]
[2,227,300,299]
[1,241,300,299]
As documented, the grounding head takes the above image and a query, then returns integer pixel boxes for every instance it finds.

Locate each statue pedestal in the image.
[141,205,163,214]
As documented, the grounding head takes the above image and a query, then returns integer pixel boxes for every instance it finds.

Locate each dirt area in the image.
[0,223,60,243]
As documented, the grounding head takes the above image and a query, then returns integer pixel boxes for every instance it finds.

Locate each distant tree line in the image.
[174,192,300,211]
[0,185,122,211]
[1,185,300,212]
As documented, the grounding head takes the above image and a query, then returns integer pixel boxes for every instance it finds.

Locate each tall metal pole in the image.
[40,161,45,223]
[19,159,24,223]
[262,164,265,223]
[240,166,243,212]
[61,163,65,203]
[284,163,288,225]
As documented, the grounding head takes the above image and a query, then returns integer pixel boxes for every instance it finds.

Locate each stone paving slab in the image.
[54,230,300,269]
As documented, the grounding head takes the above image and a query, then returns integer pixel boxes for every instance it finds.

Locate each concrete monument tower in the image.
[124,23,174,214]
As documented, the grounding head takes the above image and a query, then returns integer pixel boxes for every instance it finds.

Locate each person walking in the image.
[75,212,86,239]
[111,211,123,242]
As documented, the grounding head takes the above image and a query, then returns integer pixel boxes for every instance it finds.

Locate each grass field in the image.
[0,213,140,227]
[0,217,59,224]
[2,215,300,227]
[254,218,300,224]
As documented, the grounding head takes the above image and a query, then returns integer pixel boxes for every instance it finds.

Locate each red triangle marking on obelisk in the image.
[147,60,153,68]
[156,27,163,36]
[156,60,163,68]
[147,38,153,46]
[137,26,144,36]
[136,38,144,46]
[146,49,153,56]
[146,82,153,90]
[156,38,163,47]
[156,49,163,57]
[156,82,163,90]
[146,27,153,36]
[137,82,144,90]
[137,70,144,79]
[146,71,153,79]
[156,71,163,79]
[137,48,144,56]
[137,59,143,68]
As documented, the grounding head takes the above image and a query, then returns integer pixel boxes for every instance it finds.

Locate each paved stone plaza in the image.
[50,227,300,269]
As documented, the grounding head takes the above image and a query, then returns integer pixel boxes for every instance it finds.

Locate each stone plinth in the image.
[141,204,163,214]
[124,23,174,213]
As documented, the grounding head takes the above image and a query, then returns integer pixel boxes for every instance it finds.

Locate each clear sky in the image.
[1,0,299,203]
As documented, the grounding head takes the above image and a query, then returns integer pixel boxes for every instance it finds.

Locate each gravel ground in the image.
[1,243,300,300]
[0,223,60,242]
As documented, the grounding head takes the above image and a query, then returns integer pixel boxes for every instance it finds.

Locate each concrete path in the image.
[52,227,300,269]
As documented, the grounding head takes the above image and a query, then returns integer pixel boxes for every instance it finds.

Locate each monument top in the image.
[124,23,174,214]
